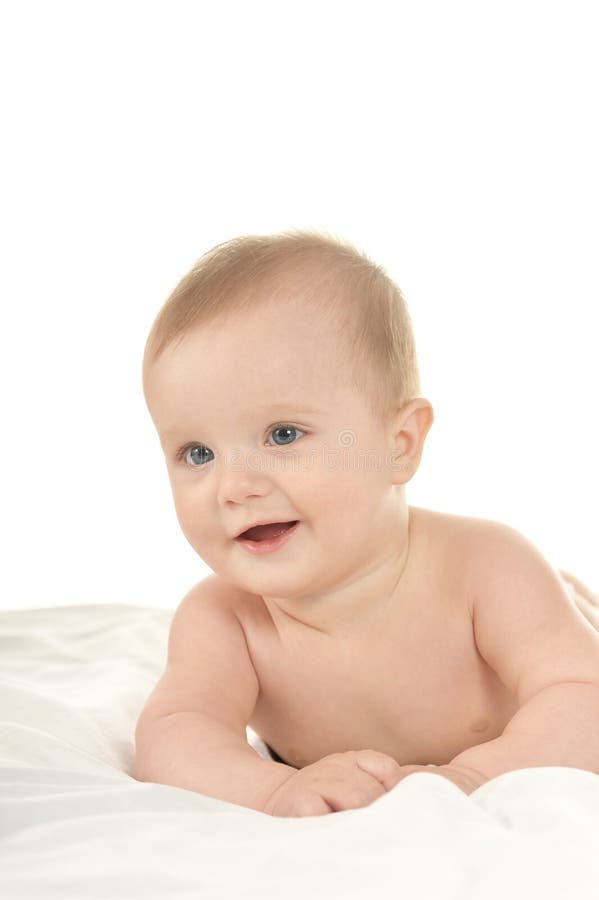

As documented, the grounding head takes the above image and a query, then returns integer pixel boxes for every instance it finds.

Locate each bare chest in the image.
[242,587,519,769]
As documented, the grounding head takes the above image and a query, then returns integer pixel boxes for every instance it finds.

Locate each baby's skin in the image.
[137,284,599,816]
[235,512,598,773]
[199,513,598,815]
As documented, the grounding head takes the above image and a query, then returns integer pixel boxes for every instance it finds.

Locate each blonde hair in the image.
[142,228,421,424]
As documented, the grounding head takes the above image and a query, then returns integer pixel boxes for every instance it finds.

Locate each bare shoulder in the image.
[181,573,270,643]
[409,506,537,613]
[430,510,550,574]
[410,505,497,540]
[435,512,599,626]
[409,504,501,568]
[138,573,262,728]
[412,504,513,536]
[425,509,578,616]
[183,572,249,610]
[438,514,595,597]
[187,573,266,616]
[413,505,539,554]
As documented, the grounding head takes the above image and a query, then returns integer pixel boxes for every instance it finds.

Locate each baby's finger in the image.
[319,774,387,813]
[352,750,402,790]
[286,791,334,818]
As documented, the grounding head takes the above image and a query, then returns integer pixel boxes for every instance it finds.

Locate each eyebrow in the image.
[159,404,325,439]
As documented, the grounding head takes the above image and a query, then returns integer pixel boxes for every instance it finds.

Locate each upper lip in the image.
[234,519,298,539]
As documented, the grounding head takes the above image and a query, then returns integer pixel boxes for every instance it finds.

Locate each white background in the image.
[1,1,597,611]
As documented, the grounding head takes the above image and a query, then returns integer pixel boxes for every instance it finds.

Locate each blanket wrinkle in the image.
[2,603,599,899]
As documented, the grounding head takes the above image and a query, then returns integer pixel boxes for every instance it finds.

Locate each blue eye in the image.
[177,425,305,468]
[177,444,214,467]
[268,425,304,446]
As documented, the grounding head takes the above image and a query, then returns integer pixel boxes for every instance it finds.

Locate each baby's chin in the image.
[222,559,323,604]
[232,572,315,603]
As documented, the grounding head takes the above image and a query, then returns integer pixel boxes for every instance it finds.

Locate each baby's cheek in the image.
[316,484,367,538]
[173,496,210,544]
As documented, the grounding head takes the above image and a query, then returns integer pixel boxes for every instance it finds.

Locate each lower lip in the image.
[235,521,300,556]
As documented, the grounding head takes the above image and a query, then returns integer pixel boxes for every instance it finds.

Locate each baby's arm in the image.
[133,577,402,816]
[133,578,297,813]
[448,522,599,782]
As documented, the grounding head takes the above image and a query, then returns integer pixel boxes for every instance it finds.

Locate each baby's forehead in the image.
[183,296,346,360]
[152,323,338,385]
[145,274,356,399]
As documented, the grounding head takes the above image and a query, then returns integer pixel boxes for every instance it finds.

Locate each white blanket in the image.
[2,603,599,899]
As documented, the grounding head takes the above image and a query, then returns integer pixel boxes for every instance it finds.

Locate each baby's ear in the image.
[390,398,434,483]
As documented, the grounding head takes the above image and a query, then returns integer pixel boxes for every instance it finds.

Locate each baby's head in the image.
[142,230,433,599]
[143,229,424,427]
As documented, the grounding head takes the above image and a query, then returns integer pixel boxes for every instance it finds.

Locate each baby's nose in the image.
[216,450,273,504]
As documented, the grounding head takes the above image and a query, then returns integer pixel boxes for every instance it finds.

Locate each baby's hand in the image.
[263,749,402,817]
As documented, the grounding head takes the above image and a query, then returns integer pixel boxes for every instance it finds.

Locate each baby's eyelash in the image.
[175,425,306,466]
[176,442,203,462]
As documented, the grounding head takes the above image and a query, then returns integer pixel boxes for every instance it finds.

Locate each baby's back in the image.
[233,507,520,769]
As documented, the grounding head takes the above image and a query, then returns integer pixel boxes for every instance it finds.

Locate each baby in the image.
[134,229,599,817]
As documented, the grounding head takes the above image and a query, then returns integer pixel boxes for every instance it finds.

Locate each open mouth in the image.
[237,521,299,542]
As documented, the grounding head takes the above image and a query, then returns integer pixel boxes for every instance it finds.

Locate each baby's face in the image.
[144,294,404,601]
